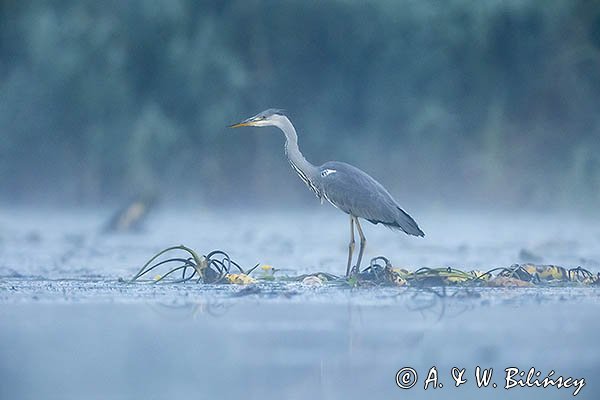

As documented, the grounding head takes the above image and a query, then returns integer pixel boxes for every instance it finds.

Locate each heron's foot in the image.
[348,264,361,277]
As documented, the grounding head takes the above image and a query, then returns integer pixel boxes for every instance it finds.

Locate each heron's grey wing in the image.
[319,162,424,237]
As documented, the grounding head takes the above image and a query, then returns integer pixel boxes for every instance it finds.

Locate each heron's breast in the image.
[288,159,322,199]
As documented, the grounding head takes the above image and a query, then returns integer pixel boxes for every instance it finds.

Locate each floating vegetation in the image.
[129,245,259,284]
[129,246,600,288]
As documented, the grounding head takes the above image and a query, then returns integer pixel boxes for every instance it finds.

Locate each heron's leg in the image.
[345,215,355,277]
[354,217,367,273]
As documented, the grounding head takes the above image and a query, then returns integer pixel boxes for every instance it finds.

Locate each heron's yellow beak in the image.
[228,121,255,128]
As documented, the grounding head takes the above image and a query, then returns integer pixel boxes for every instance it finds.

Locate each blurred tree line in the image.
[1,0,599,210]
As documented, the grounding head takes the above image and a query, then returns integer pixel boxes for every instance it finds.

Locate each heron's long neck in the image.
[277,117,320,194]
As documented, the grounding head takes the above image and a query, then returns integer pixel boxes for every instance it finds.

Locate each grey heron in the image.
[230,109,424,276]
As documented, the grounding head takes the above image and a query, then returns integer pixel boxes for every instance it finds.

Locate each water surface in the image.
[0,208,599,399]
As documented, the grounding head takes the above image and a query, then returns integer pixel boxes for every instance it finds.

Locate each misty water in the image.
[1,207,599,399]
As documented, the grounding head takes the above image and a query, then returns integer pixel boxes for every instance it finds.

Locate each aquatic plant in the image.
[130,246,600,288]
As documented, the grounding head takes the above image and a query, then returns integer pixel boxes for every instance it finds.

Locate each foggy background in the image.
[1,0,599,211]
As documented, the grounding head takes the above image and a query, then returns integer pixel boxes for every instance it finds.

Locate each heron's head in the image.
[229,108,287,128]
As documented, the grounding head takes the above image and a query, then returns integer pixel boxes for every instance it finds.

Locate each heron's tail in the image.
[370,207,424,237]
[395,207,424,237]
